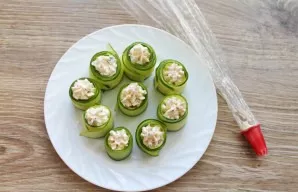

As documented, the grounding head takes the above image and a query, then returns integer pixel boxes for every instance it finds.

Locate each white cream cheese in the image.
[120,83,147,108]
[163,63,185,85]
[161,96,186,120]
[71,79,96,100]
[141,124,164,149]
[129,44,150,65]
[108,129,130,150]
[85,106,110,126]
[91,55,117,76]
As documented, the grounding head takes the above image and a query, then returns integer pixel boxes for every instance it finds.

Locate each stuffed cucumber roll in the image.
[105,127,133,161]
[122,42,157,81]
[117,82,148,116]
[135,119,167,156]
[89,44,123,90]
[69,78,101,110]
[154,59,188,95]
[80,105,113,138]
[157,95,188,131]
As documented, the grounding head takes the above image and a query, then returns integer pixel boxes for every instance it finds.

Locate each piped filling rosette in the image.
[157,95,188,131]
[122,42,157,81]
[154,59,188,95]
[135,119,167,156]
[69,78,101,110]
[105,127,133,161]
[80,105,113,138]
[89,44,123,90]
[117,82,148,116]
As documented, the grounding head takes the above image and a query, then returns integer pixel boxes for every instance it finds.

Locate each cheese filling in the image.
[108,129,130,150]
[161,96,186,120]
[163,63,185,85]
[129,44,150,65]
[71,79,96,100]
[141,124,164,149]
[120,83,147,108]
[91,55,117,76]
[85,106,110,126]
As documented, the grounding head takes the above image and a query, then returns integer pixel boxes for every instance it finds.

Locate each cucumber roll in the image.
[157,95,188,131]
[117,82,148,116]
[69,78,101,110]
[105,127,133,161]
[89,44,123,90]
[80,105,113,138]
[135,119,167,156]
[122,42,157,81]
[154,59,188,95]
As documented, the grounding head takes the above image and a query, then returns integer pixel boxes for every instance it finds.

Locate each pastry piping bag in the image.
[120,0,267,156]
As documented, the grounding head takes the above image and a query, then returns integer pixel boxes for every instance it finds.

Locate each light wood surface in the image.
[1,0,298,191]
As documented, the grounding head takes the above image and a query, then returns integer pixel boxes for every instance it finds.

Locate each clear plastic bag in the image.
[120,0,258,131]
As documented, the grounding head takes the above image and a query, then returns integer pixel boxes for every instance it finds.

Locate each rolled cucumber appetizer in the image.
[80,105,113,138]
[157,95,188,131]
[105,127,133,161]
[135,119,167,156]
[117,82,148,116]
[89,44,123,90]
[122,42,157,81]
[69,78,101,110]
[154,59,188,95]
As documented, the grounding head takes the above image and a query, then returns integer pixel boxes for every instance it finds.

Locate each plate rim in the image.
[44,24,218,191]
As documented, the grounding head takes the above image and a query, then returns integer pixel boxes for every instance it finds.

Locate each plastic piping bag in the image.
[120,0,267,156]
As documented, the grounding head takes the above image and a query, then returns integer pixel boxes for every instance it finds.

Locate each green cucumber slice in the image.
[106,43,119,59]
[157,95,188,131]
[117,82,148,116]
[69,78,101,110]
[122,42,156,81]
[80,105,113,138]
[154,59,188,95]
[80,126,108,139]
[135,119,167,156]
[89,44,124,90]
[123,64,148,82]
[105,127,133,161]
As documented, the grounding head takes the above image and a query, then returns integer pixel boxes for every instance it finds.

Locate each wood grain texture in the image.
[1,0,298,191]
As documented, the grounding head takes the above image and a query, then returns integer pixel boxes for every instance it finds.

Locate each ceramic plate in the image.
[44,24,217,191]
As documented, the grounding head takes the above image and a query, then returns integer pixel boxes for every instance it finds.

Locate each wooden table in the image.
[1,0,298,191]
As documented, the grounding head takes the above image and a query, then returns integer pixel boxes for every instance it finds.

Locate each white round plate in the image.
[44,24,217,191]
